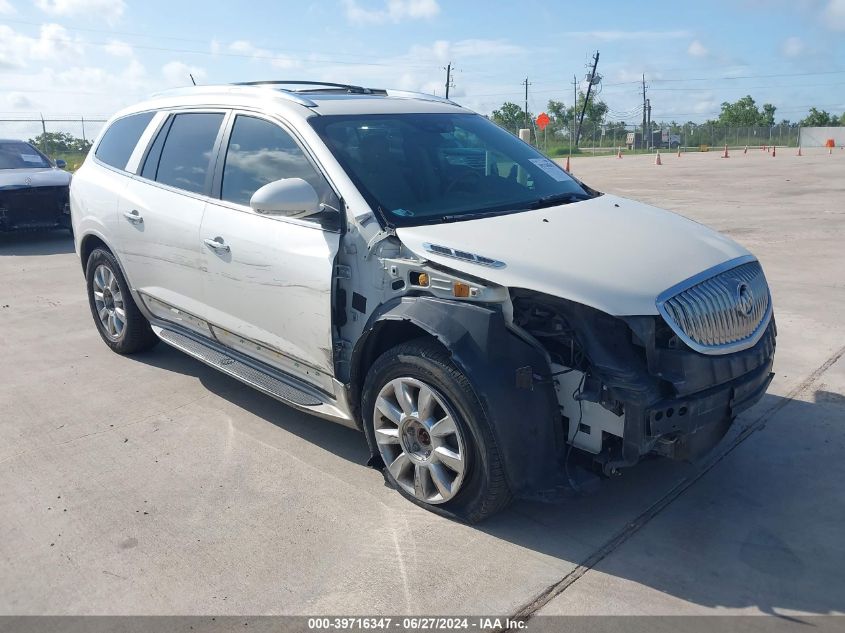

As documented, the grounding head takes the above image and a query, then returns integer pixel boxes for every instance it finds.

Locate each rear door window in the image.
[153,112,224,195]
[95,112,155,170]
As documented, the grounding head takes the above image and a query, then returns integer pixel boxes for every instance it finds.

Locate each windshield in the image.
[309,112,594,227]
[0,142,52,170]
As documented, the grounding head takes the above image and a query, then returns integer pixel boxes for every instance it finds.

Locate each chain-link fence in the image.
[1,117,106,171]
[496,119,804,155]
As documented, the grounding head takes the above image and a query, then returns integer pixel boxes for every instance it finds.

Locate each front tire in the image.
[362,339,511,522]
[85,248,158,354]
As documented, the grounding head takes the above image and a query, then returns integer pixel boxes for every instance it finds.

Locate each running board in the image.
[153,326,356,427]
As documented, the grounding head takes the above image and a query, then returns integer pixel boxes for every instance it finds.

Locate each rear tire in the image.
[362,339,511,523]
[85,248,158,354]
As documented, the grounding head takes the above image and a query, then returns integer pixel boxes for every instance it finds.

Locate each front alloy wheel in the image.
[373,377,467,504]
[362,339,512,522]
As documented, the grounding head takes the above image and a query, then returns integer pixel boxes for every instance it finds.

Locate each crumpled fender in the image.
[353,295,563,497]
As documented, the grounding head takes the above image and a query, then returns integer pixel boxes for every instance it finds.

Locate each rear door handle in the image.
[123,210,143,224]
[203,237,230,253]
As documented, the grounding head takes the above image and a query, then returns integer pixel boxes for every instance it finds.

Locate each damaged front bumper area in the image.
[0,186,71,232]
[511,289,776,475]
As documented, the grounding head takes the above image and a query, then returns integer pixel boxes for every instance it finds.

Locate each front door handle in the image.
[203,237,230,253]
[123,209,143,224]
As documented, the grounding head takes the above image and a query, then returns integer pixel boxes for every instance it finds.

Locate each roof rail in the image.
[151,84,318,107]
[234,80,379,95]
[384,89,459,106]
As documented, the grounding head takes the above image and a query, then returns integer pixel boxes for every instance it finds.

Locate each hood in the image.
[396,194,750,316]
[0,167,71,189]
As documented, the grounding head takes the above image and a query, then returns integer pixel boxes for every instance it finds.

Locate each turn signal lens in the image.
[453,282,470,298]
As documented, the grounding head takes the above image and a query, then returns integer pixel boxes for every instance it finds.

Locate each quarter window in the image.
[154,113,224,194]
[95,112,155,170]
[221,115,333,210]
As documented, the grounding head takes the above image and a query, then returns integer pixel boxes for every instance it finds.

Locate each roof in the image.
[110,82,469,123]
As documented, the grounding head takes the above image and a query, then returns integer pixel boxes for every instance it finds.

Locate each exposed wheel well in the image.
[349,319,447,425]
[79,234,111,272]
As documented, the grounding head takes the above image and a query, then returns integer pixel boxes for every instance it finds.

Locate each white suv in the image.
[71,81,776,522]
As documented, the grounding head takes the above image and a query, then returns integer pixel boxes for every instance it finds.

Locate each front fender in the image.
[355,296,563,497]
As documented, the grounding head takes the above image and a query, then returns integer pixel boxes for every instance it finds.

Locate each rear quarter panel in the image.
[71,161,132,260]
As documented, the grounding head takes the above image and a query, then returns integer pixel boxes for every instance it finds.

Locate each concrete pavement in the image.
[0,148,843,617]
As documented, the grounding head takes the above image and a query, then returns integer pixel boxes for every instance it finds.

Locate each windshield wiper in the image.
[439,209,516,223]
[529,192,592,209]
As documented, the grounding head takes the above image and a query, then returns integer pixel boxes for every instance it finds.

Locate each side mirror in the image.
[249,178,321,219]
[55,159,67,169]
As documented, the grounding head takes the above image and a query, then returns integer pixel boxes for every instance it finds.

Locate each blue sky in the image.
[1,0,844,133]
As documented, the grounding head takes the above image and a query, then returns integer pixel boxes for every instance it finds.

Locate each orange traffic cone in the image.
[772,145,777,157]
[722,144,729,158]
[744,145,748,155]
[617,147,622,159]
[655,150,662,166]
[565,156,571,171]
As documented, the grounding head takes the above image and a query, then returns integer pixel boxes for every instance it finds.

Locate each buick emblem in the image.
[24,176,32,186]
[736,282,754,317]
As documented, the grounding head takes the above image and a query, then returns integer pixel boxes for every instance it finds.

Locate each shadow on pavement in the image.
[0,230,75,256]
[136,344,370,465]
[134,343,845,616]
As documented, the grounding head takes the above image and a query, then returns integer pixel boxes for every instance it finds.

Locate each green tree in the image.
[546,99,572,128]
[28,131,92,154]
[492,102,530,132]
[761,103,777,127]
[800,107,838,127]
[717,95,776,126]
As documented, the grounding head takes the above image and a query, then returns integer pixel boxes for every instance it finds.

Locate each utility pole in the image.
[571,75,577,155]
[444,62,453,99]
[522,77,531,130]
[575,50,600,147]
[646,98,652,150]
[641,74,647,151]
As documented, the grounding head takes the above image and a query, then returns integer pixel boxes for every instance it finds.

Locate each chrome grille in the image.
[657,258,772,354]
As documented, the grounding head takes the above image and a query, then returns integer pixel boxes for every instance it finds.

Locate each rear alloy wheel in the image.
[85,248,159,354]
[373,377,467,504]
[92,263,126,341]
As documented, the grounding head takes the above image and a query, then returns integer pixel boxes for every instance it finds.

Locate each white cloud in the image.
[687,40,709,58]
[564,30,691,41]
[343,0,439,25]
[824,0,845,29]
[0,0,16,15]
[104,39,132,58]
[7,92,35,109]
[162,61,206,87]
[228,40,299,69]
[408,38,525,63]
[0,23,84,68]
[35,0,125,23]
[781,36,804,57]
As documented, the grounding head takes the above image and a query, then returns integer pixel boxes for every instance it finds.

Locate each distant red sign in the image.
[536,112,551,130]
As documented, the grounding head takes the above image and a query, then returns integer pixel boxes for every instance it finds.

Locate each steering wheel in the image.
[445,169,482,194]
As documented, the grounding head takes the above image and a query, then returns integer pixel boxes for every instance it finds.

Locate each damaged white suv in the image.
[71,81,775,522]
